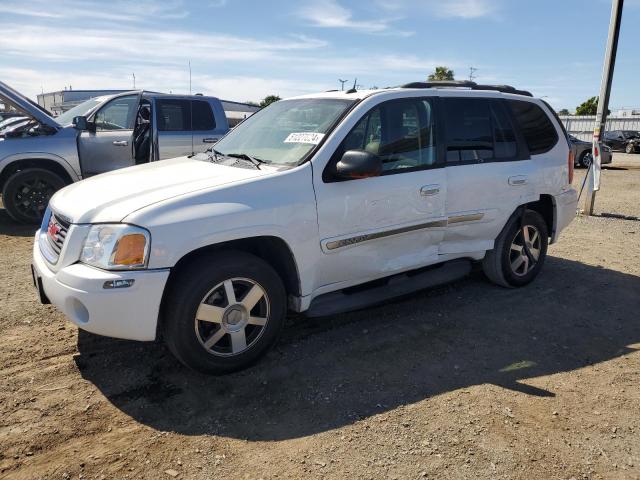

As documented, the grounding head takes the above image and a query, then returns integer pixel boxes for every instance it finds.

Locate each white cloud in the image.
[431,0,497,19]
[297,0,413,36]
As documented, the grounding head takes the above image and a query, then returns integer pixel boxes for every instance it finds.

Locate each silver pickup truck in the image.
[0,82,250,223]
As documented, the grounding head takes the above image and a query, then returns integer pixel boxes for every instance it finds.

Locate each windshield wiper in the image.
[225,152,269,169]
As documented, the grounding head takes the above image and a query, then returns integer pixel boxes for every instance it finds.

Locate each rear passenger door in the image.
[439,96,536,255]
[155,98,194,159]
[191,100,224,153]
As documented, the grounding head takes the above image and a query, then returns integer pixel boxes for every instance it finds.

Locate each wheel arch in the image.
[157,235,301,339]
[524,194,555,241]
[0,157,76,191]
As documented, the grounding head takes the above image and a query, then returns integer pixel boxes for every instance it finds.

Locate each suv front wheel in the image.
[482,209,549,288]
[162,251,287,374]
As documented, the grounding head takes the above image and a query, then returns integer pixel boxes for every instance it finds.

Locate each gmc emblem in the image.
[47,218,60,242]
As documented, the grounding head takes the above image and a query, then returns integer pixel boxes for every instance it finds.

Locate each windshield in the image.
[55,97,106,126]
[212,98,354,165]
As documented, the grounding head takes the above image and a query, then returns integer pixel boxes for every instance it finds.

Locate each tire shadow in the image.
[76,256,640,441]
[0,205,37,237]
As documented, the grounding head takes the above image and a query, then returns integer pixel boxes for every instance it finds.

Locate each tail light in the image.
[568,150,574,184]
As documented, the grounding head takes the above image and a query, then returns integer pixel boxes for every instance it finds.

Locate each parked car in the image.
[568,134,612,168]
[32,81,578,374]
[0,111,24,122]
[603,130,640,154]
[0,115,28,133]
[0,81,237,223]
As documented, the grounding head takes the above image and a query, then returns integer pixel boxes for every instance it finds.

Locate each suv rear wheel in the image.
[162,251,287,374]
[2,168,66,224]
[482,209,549,288]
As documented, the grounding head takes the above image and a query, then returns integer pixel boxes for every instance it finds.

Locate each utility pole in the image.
[584,0,624,215]
[469,67,477,82]
[132,73,136,89]
[188,61,192,95]
[338,79,349,91]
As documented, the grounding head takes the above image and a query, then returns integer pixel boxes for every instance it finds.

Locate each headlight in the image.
[80,224,150,270]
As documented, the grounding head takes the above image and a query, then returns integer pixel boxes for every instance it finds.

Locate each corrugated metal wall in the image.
[560,116,640,141]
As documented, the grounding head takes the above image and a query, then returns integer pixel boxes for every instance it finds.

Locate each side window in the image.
[443,98,494,162]
[157,99,191,131]
[338,98,437,175]
[508,100,558,154]
[94,95,138,131]
[192,100,216,130]
[491,101,517,158]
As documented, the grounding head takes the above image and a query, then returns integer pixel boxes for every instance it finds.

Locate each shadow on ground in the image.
[0,206,37,237]
[76,257,640,441]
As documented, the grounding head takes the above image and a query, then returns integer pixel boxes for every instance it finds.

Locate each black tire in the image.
[2,168,66,224]
[482,209,549,288]
[162,251,287,374]
[579,150,593,168]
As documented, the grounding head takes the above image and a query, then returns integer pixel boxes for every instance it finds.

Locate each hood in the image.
[49,156,269,224]
[0,81,60,130]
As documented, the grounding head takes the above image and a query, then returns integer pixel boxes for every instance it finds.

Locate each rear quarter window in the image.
[508,100,558,155]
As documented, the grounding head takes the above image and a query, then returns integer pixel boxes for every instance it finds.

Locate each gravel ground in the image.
[1,154,639,480]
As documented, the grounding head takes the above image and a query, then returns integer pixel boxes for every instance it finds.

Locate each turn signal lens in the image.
[112,234,147,266]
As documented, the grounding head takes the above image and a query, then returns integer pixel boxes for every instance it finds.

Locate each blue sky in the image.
[0,0,639,111]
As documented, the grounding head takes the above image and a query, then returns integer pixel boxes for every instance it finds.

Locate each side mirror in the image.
[72,115,90,131]
[335,150,383,180]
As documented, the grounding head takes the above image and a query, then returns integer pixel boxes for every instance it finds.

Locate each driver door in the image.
[312,97,447,290]
[78,94,140,176]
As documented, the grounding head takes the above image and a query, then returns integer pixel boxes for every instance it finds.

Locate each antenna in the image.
[352,78,358,90]
[338,79,349,91]
[469,67,477,82]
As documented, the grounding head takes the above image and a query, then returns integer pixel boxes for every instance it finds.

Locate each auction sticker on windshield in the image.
[284,132,325,144]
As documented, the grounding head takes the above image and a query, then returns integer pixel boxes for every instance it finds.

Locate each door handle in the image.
[420,184,440,196]
[508,175,527,186]
[203,138,218,143]
[112,140,128,146]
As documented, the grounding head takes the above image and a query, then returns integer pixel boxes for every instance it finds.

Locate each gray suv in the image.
[0,82,239,223]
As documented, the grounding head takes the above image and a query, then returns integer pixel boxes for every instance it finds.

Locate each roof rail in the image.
[401,80,533,97]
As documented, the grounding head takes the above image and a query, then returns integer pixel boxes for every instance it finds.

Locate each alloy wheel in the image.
[194,277,270,356]
[581,152,593,168]
[509,225,541,277]
[13,177,55,221]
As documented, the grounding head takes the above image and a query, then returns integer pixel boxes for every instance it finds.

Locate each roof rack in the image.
[401,80,533,97]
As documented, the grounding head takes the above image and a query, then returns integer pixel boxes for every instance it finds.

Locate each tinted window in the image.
[340,98,437,174]
[94,95,138,131]
[443,98,494,162]
[491,101,517,158]
[192,100,216,130]
[508,100,558,154]
[157,99,190,131]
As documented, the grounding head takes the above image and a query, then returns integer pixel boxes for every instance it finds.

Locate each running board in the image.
[306,259,472,318]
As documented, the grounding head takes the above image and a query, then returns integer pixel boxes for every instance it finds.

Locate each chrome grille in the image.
[46,213,70,259]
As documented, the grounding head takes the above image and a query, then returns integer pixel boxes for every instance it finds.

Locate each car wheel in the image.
[2,168,66,224]
[162,251,287,374]
[482,209,549,288]
[626,143,635,154]
[579,150,593,168]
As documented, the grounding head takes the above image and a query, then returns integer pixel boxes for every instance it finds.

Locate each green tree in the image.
[575,97,598,115]
[428,66,455,81]
[259,95,281,108]
[557,108,571,116]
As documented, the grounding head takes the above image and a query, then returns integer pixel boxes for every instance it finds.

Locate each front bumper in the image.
[32,231,170,341]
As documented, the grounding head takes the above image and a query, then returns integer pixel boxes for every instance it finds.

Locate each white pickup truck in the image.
[32,81,578,374]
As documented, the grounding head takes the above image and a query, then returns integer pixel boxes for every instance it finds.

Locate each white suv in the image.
[31,81,578,374]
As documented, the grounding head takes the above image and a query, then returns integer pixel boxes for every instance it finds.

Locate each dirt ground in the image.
[1,154,639,480]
